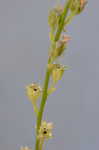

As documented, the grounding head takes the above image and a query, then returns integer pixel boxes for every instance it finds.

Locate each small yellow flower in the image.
[20,146,32,150]
[38,121,53,139]
[51,64,66,84]
[26,83,42,102]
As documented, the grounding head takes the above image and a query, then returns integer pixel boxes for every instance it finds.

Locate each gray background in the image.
[0,0,98,150]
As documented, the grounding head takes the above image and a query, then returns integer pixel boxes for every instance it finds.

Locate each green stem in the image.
[55,0,73,42]
[36,69,50,130]
[35,0,73,150]
[39,139,44,150]
[35,69,50,150]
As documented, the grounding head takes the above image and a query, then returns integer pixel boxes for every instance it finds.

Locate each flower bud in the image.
[48,9,58,31]
[26,83,42,102]
[48,5,64,31]
[54,4,64,16]
[51,64,65,84]
[49,35,71,62]
[70,0,87,15]
[38,121,53,139]
[49,42,64,62]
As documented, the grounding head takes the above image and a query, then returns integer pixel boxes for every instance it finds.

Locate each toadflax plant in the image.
[20,0,87,150]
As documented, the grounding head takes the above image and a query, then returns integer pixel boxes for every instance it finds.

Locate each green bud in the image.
[20,146,32,150]
[49,40,66,62]
[48,5,64,31]
[70,0,87,15]
[51,64,66,84]
[48,9,58,31]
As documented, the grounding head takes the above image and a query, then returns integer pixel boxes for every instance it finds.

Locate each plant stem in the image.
[35,69,50,150]
[55,0,73,41]
[35,0,73,150]
[39,139,44,150]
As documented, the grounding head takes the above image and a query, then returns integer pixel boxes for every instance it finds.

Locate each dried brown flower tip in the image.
[61,35,71,43]
[80,0,87,8]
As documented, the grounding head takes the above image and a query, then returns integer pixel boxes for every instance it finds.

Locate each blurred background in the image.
[0,0,98,150]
